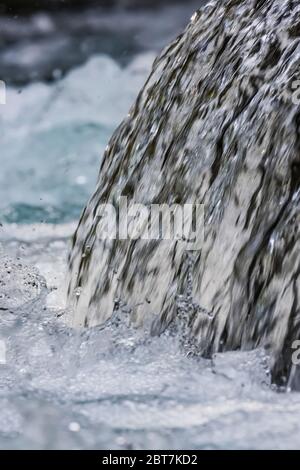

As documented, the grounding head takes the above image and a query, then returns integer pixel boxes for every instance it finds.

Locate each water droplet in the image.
[68,422,80,432]
[191,11,200,23]
[74,287,82,298]
[75,175,87,186]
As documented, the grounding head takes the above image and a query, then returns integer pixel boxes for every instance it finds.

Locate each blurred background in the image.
[0,0,202,224]
[1,0,187,12]
[0,0,201,85]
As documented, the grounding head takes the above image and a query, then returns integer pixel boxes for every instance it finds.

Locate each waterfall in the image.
[68,0,300,387]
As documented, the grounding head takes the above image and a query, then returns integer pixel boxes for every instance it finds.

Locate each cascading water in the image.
[68,0,300,389]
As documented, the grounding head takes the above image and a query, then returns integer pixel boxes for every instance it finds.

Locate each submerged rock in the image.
[68,0,300,387]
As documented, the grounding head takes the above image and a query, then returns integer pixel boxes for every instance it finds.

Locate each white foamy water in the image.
[1,224,300,450]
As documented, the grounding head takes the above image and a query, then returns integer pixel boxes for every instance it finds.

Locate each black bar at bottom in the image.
[0,450,297,464]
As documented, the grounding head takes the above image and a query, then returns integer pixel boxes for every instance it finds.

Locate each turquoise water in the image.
[0,54,155,224]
